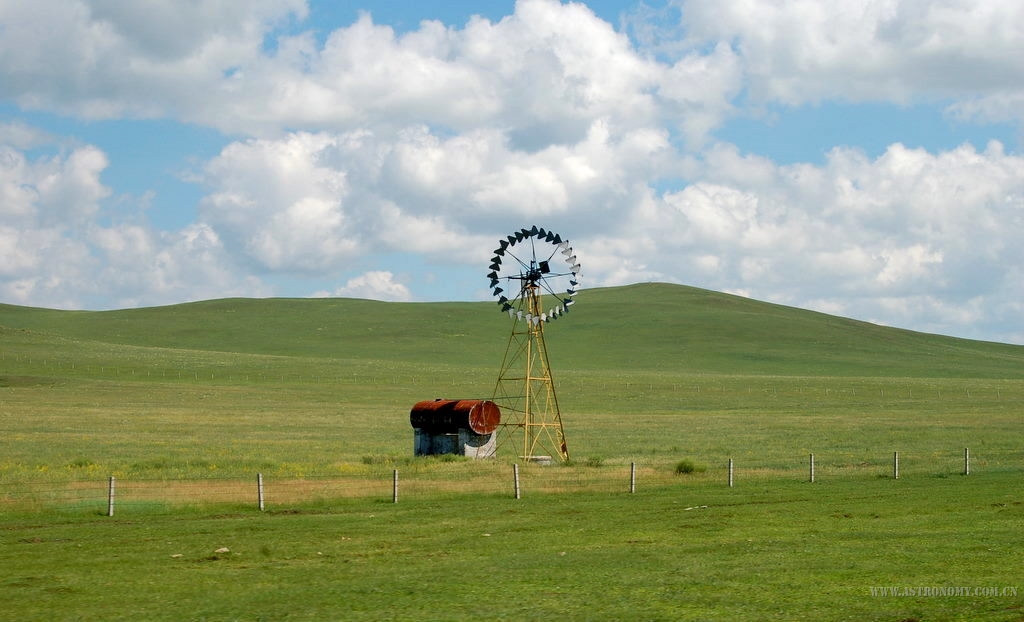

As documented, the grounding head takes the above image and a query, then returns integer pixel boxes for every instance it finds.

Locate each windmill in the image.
[487,226,580,463]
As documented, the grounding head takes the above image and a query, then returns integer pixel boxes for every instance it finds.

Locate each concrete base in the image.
[523,455,553,465]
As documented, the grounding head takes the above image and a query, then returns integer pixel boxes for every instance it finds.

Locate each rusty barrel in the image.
[409,399,501,435]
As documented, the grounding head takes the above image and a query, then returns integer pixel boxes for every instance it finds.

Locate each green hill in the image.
[2,282,1023,378]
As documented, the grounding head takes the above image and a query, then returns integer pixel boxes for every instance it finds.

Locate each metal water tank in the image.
[409,399,501,434]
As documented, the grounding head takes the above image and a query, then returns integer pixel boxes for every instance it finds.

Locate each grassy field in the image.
[2,476,1022,621]
[2,283,1023,619]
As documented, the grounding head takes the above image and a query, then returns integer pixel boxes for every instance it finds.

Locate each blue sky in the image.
[1,0,1023,343]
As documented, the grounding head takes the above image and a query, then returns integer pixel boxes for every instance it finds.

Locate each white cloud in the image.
[196,117,672,271]
[213,0,680,142]
[0,143,110,225]
[0,132,270,309]
[875,244,943,288]
[0,122,52,150]
[4,0,1022,133]
[0,137,107,306]
[679,0,1024,115]
[948,92,1024,126]
[599,140,1024,340]
[0,0,307,119]
[199,132,359,272]
[0,0,743,146]
[319,270,413,302]
[656,42,743,146]
[87,222,257,308]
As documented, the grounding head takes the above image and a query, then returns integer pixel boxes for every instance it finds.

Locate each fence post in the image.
[893,451,900,480]
[964,447,970,476]
[809,453,815,483]
[728,458,734,488]
[392,469,399,504]
[107,476,115,517]
[629,462,636,494]
[513,463,521,500]
[257,473,265,511]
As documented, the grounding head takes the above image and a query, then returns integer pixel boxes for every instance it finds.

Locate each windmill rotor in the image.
[488,226,581,324]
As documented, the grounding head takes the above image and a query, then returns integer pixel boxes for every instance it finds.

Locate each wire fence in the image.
[7,351,1024,397]
[2,446,1020,517]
